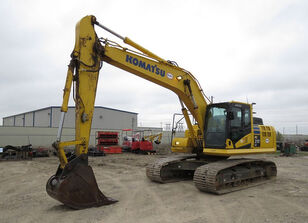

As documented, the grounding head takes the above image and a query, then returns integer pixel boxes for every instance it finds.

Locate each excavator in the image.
[144,132,163,145]
[46,15,277,209]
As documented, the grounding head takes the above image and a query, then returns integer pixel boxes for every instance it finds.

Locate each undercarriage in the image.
[146,154,277,194]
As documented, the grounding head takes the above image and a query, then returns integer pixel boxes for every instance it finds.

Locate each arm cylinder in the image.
[94,21,166,63]
[95,21,125,40]
[56,112,66,142]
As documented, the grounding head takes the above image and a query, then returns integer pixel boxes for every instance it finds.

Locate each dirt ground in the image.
[1,152,308,223]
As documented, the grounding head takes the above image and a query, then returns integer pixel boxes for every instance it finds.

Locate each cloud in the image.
[0,0,307,134]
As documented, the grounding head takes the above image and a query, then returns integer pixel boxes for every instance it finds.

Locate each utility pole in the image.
[296,125,298,135]
[165,123,171,131]
[210,96,214,104]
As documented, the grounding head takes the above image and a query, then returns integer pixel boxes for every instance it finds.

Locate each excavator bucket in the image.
[46,154,117,209]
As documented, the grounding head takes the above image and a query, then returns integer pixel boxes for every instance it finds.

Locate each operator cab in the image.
[204,102,252,149]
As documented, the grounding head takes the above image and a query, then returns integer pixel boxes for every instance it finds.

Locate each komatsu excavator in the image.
[46,15,277,209]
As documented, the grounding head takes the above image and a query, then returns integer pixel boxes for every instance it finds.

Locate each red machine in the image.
[121,129,155,154]
[140,139,153,152]
[131,139,140,152]
[122,129,133,151]
[96,131,122,154]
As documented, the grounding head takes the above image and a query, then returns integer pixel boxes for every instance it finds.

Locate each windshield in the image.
[204,106,227,148]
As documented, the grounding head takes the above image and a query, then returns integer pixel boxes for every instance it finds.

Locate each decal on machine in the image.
[167,73,173,79]
[254,135,260,147]
[125,55,165,77]
[253,127,260,134]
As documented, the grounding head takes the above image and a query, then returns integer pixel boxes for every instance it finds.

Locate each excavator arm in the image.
[46,15,210,209]
[46,16,118,209]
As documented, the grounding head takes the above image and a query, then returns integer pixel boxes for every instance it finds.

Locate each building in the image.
[3,106,138,130]
[0,106,171,149]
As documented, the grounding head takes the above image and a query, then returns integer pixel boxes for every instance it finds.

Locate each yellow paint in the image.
[203,147,276,156]
[171,137,194,153]
[234,133,252,148]
[225,139,234,149]
[57,140,84,168]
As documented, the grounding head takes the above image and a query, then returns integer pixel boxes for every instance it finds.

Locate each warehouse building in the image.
[3,106,138,130]
[0,106,168,149]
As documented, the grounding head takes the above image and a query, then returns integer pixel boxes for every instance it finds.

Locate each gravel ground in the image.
[1,152,308,223]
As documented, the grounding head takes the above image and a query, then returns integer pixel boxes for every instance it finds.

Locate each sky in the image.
[0,0,307,134]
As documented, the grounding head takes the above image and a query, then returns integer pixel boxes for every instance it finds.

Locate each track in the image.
[146,156,277,194]
[146,154,197,183]
[193,159,277,194]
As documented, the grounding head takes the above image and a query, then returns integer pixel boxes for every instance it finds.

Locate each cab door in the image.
[204,105,227,148]
[229,104,251,147]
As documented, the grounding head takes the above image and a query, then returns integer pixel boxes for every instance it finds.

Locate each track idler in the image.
[46,154,117,209]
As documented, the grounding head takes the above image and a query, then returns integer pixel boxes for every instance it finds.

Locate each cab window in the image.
[204,106,227,148]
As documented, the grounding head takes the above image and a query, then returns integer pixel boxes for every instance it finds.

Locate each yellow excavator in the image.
[46,15,277,209]
[144,132,163,145]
